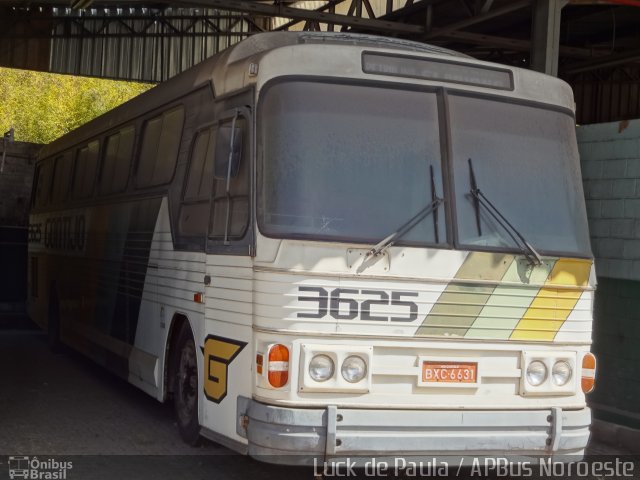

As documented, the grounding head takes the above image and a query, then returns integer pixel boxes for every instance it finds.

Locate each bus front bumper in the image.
[237,397,591,465]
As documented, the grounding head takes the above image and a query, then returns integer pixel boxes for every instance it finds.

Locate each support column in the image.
[530,0,568,76]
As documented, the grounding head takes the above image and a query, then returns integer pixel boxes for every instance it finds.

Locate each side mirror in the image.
[214,117,243,181]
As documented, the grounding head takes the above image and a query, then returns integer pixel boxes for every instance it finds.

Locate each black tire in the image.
[47,289,63,353]
[172,324,202,446]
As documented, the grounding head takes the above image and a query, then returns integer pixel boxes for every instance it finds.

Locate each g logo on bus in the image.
[202,335,247,403]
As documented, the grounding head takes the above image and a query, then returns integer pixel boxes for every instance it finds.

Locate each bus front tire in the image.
[172,324,202,446]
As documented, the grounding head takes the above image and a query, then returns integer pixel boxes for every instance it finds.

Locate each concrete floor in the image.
[0,318,632,479]
[0,318,310,479]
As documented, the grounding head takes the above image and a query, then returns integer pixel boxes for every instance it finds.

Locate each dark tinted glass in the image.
[259,81,444,246]
[51,153,74,204]
[101,126,134,194]
[74,140,99,199]
[138,106,184,187]
[449,94,590,256]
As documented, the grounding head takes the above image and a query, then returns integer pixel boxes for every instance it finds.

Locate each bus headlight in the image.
[341,355,367,383]
[552,360,572,386]
[526,360,547,386]
[309,354,334,382]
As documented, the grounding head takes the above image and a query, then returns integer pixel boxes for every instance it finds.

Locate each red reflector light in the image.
[193,292,204,304]
[256,353,264,375]
[581,353,596,393]
[268,344,289,388]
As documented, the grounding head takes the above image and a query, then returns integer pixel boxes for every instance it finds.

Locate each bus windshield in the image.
[258,80,446,247]
[449,94,591,257]
[258,80,591,258]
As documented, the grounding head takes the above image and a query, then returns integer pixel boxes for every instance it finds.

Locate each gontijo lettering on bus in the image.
[28,214,86,251]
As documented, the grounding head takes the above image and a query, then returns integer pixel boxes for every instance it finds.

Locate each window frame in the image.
[442,88,593,260]
[204,89,255,256]
[50,151,74,205]
[177,122,218,248]
[72,139,100,200]
[255,76,592,260]
[32,162,53,210]
[135,104,185,189]
[30,163,45,209]
[99,125,136,196]
[255,76,451,250]
[182,124,217,203]
[207,107,251,245]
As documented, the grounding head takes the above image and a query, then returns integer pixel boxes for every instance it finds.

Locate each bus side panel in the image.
[133,197,207,401]
[131,196,254,448]
[200,253,254,447]
[26,221,50,332]
[28,199,163,381]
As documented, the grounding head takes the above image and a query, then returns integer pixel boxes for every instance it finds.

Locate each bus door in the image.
[200,90,255,443]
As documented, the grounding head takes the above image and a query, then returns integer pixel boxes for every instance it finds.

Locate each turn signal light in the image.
[581,353,596,393]
[193,292,204,304]
[268,344,289,388]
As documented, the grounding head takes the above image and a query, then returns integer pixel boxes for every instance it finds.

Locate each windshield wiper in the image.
[367,165,443,258]
[468,158,542,266]
[430,165,440,244]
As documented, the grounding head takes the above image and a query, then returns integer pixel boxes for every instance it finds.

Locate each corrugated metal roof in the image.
[48,7,253,82]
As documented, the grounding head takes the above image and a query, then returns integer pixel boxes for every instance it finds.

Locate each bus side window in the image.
[209,115,249,241]
[32,164,43,208]
[137,105,184,188]
[178,128,216,240]
[51,152,74,204]
[100,126,134,195]
[73,140,99,199]
[36,161,54,207]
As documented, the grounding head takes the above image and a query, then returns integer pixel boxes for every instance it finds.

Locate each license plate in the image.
[422,361,478,384]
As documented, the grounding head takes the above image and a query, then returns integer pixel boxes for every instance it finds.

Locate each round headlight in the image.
[552,361,572,386]
[526,360,548,386]
[341,355,367,383]
[309,354,334,382]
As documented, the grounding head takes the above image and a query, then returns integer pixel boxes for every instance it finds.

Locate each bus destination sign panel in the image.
[362,52,514,90]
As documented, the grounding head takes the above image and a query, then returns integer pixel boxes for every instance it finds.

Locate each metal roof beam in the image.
[166,0,427,34]
[563,47,640,73]
[440,29,604,58]
[423,0,531,40]
[480,0,495,14]
[379,0,444,22]
[272,0,347,32]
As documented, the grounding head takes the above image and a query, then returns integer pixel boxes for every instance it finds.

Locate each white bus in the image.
[28,31,596,464]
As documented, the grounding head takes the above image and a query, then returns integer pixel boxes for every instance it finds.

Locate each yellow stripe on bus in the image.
[509,259,592,341]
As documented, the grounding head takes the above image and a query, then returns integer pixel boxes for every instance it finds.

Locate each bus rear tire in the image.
[172,323,202,446]
[47,289,63,353]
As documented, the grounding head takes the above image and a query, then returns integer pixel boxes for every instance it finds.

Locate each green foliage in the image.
[0,68,153,144]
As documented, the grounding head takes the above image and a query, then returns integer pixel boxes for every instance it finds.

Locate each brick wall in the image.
[0,141,40,309]
[0,141,40,226]
[577,119,640,429]
[578,120,640,279]
[591,278,640,429]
